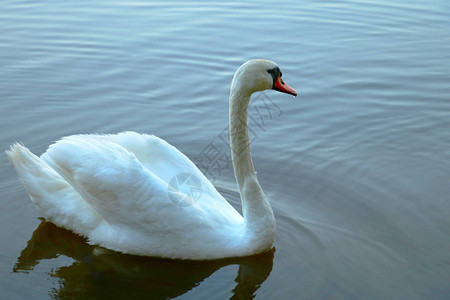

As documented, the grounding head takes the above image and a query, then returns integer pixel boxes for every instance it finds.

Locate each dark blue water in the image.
[1,1,450,299]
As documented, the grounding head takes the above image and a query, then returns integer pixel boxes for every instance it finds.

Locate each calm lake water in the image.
[1,0,450,299]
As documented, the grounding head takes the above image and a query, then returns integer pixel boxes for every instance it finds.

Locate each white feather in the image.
[6,59,292,259]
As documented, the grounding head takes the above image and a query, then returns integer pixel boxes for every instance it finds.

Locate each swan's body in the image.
[7,59,297,260]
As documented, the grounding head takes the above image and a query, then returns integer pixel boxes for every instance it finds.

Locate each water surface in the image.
[1,0,450,299]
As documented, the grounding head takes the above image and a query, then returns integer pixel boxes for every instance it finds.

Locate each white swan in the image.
[6,59,297,260]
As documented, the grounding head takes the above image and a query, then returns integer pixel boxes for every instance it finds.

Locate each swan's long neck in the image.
[229,83,276,249]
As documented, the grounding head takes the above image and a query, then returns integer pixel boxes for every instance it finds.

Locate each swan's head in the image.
[231,59,297,97]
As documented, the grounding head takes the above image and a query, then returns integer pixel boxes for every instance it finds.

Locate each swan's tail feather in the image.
[7,143,65,193]
[6,143,102,232]
[7,143,38,170]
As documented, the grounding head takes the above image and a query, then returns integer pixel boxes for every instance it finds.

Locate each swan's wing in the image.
[55,132,240,219]
[41,135,243,250]
[108,132,243,222]
[42,137,175,227]
[107,132,207,183]
[84,132,218,191]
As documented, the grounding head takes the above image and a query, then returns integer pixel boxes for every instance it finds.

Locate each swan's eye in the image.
[267,69,272,74]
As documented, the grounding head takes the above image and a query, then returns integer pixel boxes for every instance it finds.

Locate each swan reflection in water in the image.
[14,219,274,300]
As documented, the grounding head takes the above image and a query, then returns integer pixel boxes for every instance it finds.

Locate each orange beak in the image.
[273,75,297,96]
